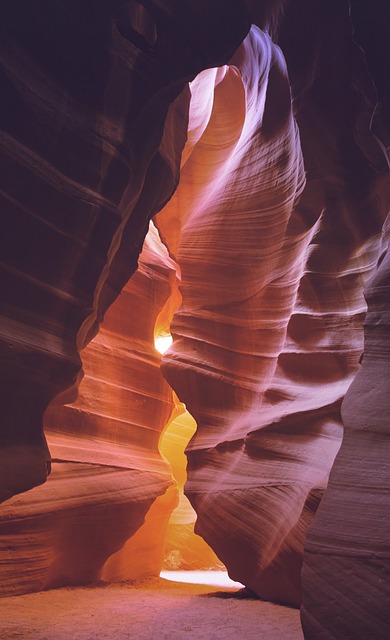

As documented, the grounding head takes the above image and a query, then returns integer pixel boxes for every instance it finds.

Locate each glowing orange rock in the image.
[0,0,249,503]
[156,14,387,605]
[0,226,179,595]
[1,3,389,625]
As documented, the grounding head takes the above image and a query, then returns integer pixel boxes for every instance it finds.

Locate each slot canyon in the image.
[0,1,389,639]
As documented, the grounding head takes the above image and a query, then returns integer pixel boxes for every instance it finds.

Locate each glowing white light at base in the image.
[160,571,244,589]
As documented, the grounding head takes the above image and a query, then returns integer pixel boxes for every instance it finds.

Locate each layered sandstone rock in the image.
[0,0,249,502]
[301,216,390,640]
[0,0,251,596]
[0,226,177,595]
[0,2,389,634]
[299,1,390,636]
[156,2,388,606]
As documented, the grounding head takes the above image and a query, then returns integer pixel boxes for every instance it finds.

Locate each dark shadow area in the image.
[200,587,258,600]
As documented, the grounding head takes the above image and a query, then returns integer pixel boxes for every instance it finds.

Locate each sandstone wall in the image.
[0,3,389,635]
[0,0,249,501]
[156,2,388,605]
[301,216,390,639]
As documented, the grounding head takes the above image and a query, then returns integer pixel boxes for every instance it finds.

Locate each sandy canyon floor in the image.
[0,572,304,640]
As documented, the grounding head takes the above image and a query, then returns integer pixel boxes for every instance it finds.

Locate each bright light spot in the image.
[160,570,244,589]
[154,334,173,355]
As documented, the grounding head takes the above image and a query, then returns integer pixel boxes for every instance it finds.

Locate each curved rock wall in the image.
[156,29,309,606]
[0,1,389,634]
[0,0,250,597]
[0,0,249,501]
[301,216,390,639]
[299,0,390,636]
[0,226,177,595]
[156,2,388,607]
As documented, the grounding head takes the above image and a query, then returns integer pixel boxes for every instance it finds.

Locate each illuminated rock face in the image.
[0,1,389,632]
[156,2,389,608]
[0,0,249,502]
[0,227,177,595]
[0,0,249,596]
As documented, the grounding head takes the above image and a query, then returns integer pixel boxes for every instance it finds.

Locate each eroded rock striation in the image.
[156,1,388,606]
[301,215,390,640]
[300,1,390,636]
[0,1,389,635]
[0,0,249,597]
[0,226,178,595]
[0,0,249,501]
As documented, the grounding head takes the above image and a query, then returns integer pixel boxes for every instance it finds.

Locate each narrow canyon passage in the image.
[0,574,303,640]
[1,3,389,639]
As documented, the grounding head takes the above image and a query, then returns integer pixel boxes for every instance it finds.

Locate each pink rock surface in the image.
[0,0,249,501]
[301,216,390,639]
[0,2,389,636]
[0,0,249,596]
[0,227,178,595]
[156,2,389,607]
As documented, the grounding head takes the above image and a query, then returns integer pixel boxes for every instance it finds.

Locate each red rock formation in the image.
[156,2,388,607]
[0,0,251,596]
[0,3,389,636]
[0,0,250,502]
[299,1,390,636]
[156,29,309,606]
[0,226,177,595]
[301,216,390,639]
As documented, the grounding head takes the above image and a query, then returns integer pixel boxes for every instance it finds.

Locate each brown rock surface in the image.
[156,2,388,607]
[301,216,390,639]
[0,2,389,636]
[0,0,250,501]
[0,0,250,594]
[0,226,178,595]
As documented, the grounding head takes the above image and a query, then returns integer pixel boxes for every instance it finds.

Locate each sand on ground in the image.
[0,573,304,640]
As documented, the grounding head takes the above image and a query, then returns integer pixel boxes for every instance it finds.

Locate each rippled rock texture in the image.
[1,1,389,635]
[0,0,249,594]
[301,218,390,639]
[0,0,249,501]
[0,226,177,595]
[156,1,388,607]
